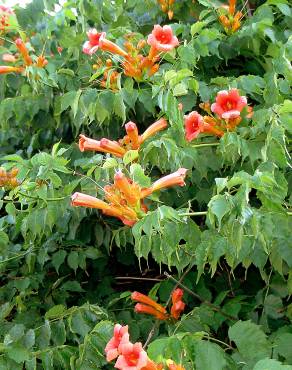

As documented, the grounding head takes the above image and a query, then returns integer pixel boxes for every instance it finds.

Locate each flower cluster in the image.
[0,167,19,188]
[79,118,168,157]
[71,168,187,226]
[93,58,120,91]
[0,5,14,34]
[0,37,48,76]
[157,0,175,20]
[83,25,179,81]
[184,88,252,142]
[105,324,185,370]
[131,289,185,321]
[218,0,243,34]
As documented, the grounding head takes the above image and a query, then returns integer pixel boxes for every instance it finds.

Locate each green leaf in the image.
[228,321,271,363]
[254,358,292,370]
[45,305,66,320]
[208,194,233,229]
[123,150,139,165]
[6,345,30,364]
[113,93,126,122]
[195,341,228,370]
[67,251,79,273]
[52,250,67,274]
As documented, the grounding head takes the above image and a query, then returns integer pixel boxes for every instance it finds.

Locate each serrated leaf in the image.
[229,320,271,363]
[67,251,79,273]
[123,150,139,165]
[45,305,66,320]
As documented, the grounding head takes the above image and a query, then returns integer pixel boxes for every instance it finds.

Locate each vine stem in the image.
[164,273,238,321]
[202,335,234,351]
[180,211,292,217]
[16,191,69,202]
[179,211,208,217]
[191,143,219,148]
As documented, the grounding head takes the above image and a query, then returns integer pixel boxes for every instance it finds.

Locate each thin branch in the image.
[164,272,238,321]
[191,143,219,148]
[115,276,163,282]
[179,211,208,217]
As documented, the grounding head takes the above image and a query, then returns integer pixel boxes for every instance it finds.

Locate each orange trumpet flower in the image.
[0,65,23,74]
[71,192,111,211]
[15,38,33,66]
[140,118,168,144]
[125,121,140,149]
[131,291,167,314]
[229,0,236,16]
[100,138,126,157]
[114,171,141,205]
[78,118,168,157]
[141,168,187,197]
[170,288,185,320]
[134,303,169,320]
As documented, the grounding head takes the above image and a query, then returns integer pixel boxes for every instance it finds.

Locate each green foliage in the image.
[0,0,292,368]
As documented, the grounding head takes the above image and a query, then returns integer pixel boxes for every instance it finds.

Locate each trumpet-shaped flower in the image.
[83,29,106,55]
[140,118,168,144]
[114,342,148,370]
[184,111,204,142]
[0,66,23,74]
[131,292,167,314]
[134,303,168,320]
[83,29,128,57]
[211,88,247,120]
[147,25,179,53]
[72,167,186,226]
[114,171,141,205]
[170,300,185,320]
[78,118,168,157]
[170,288,185,320]
[71,192,111,211]
[125,122,140,150]
[15,38,33,66]
[141,168,187,197]
[105,324,130,362]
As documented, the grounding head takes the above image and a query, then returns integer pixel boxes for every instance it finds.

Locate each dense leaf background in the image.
[0,0,291,368]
